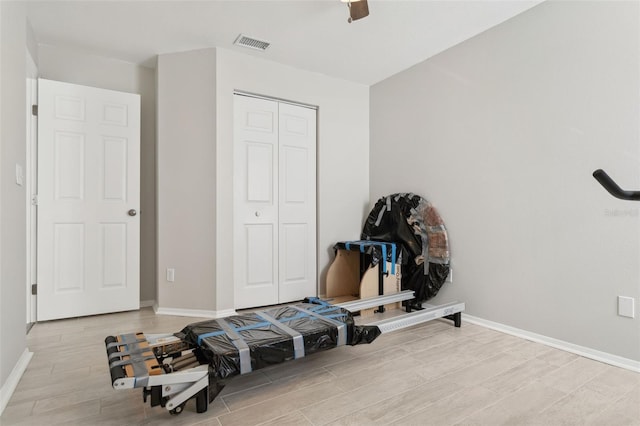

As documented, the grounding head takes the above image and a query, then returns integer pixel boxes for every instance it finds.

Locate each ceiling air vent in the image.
[234,34,270,51]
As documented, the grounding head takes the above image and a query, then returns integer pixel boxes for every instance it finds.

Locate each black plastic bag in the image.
[176,299,380,381]
[362,193,450,303]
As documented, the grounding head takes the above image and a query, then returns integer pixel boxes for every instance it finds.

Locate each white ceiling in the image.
[26,0,543,86]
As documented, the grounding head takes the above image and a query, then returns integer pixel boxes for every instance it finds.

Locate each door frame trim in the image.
[233,90,318,111]
[25,50,38,327]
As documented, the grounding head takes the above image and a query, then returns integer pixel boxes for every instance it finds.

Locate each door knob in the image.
[255,211,261,217]
[128,209,137,216]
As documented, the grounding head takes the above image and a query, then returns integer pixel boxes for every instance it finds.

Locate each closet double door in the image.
[233,94,317,309]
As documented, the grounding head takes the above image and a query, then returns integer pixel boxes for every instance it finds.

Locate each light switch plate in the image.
[618,296,635,318]
[166,268,175,282]
[15,164,23,186]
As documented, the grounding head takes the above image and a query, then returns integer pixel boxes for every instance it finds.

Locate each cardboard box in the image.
[325,249,401,316]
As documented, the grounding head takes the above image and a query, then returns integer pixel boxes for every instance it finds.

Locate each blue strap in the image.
[197,330,225,345]
[344,240,397,275]
[280,312,347,322]
[279,312,310,323]
[390,243,396,275]
[196,309,349,345]
[381,243,387,273]
[308,303,342,314]
[198,316,270,344]
[314,306,342,314]
[343,241,371,252]
[325,314,348,320]
[235,322,272,332]
[306,297,331,307]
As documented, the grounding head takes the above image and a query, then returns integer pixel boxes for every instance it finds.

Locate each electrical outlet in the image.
[618,296,635,318]
[166,268,175,282]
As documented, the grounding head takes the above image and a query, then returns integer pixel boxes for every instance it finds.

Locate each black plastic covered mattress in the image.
[176,298,381,382]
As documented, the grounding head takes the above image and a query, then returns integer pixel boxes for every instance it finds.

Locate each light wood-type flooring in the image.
[1,307,639,425]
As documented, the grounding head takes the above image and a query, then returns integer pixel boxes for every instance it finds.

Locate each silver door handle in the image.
[128,209,137,216]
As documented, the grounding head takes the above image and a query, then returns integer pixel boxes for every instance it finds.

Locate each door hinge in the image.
[31,284,37,295]
[32,104,38,116]
[31,194,38,206]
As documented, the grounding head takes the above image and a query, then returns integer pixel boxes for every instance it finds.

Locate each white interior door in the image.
[234,96,279,308]
[37,79,140,321]
[234,94,317,309]
[278,103,316,303]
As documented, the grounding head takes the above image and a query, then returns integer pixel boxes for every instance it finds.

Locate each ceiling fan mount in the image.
[342,0,369,23]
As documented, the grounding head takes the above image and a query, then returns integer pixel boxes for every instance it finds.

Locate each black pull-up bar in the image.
[593,169,640,201]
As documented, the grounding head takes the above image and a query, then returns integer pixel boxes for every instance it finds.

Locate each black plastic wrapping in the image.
[362,193,450,302]
[175,299,380,382]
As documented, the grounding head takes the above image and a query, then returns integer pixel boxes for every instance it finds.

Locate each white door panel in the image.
[278,103,316,303]
[245,224,275,285]
[282,223,308,281]
[234,95,316,309]
[234,96,279,308]
[38,79,140,321]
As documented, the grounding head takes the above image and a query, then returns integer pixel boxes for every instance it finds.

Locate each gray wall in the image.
[370,0,640,361]
[156,47,369,312]
[0,1,28,387]
[26,18,38,66]
[156,48,218,311]
[38,44,157,303]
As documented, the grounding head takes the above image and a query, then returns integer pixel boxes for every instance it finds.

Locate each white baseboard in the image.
[0,349,33,416]
[153,304,236,319]
[140,299,156,308]
[463,313,640,373]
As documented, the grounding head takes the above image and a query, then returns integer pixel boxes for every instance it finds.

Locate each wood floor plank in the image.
[222,368,334,411]
[217,381,338,426]
[481,357,559,396]
[390,385,498,426]
[327,375,462,426]
[538,356,609,393]
[301,370,426,425]
[456,381,566,426]
[1,307,637,426]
